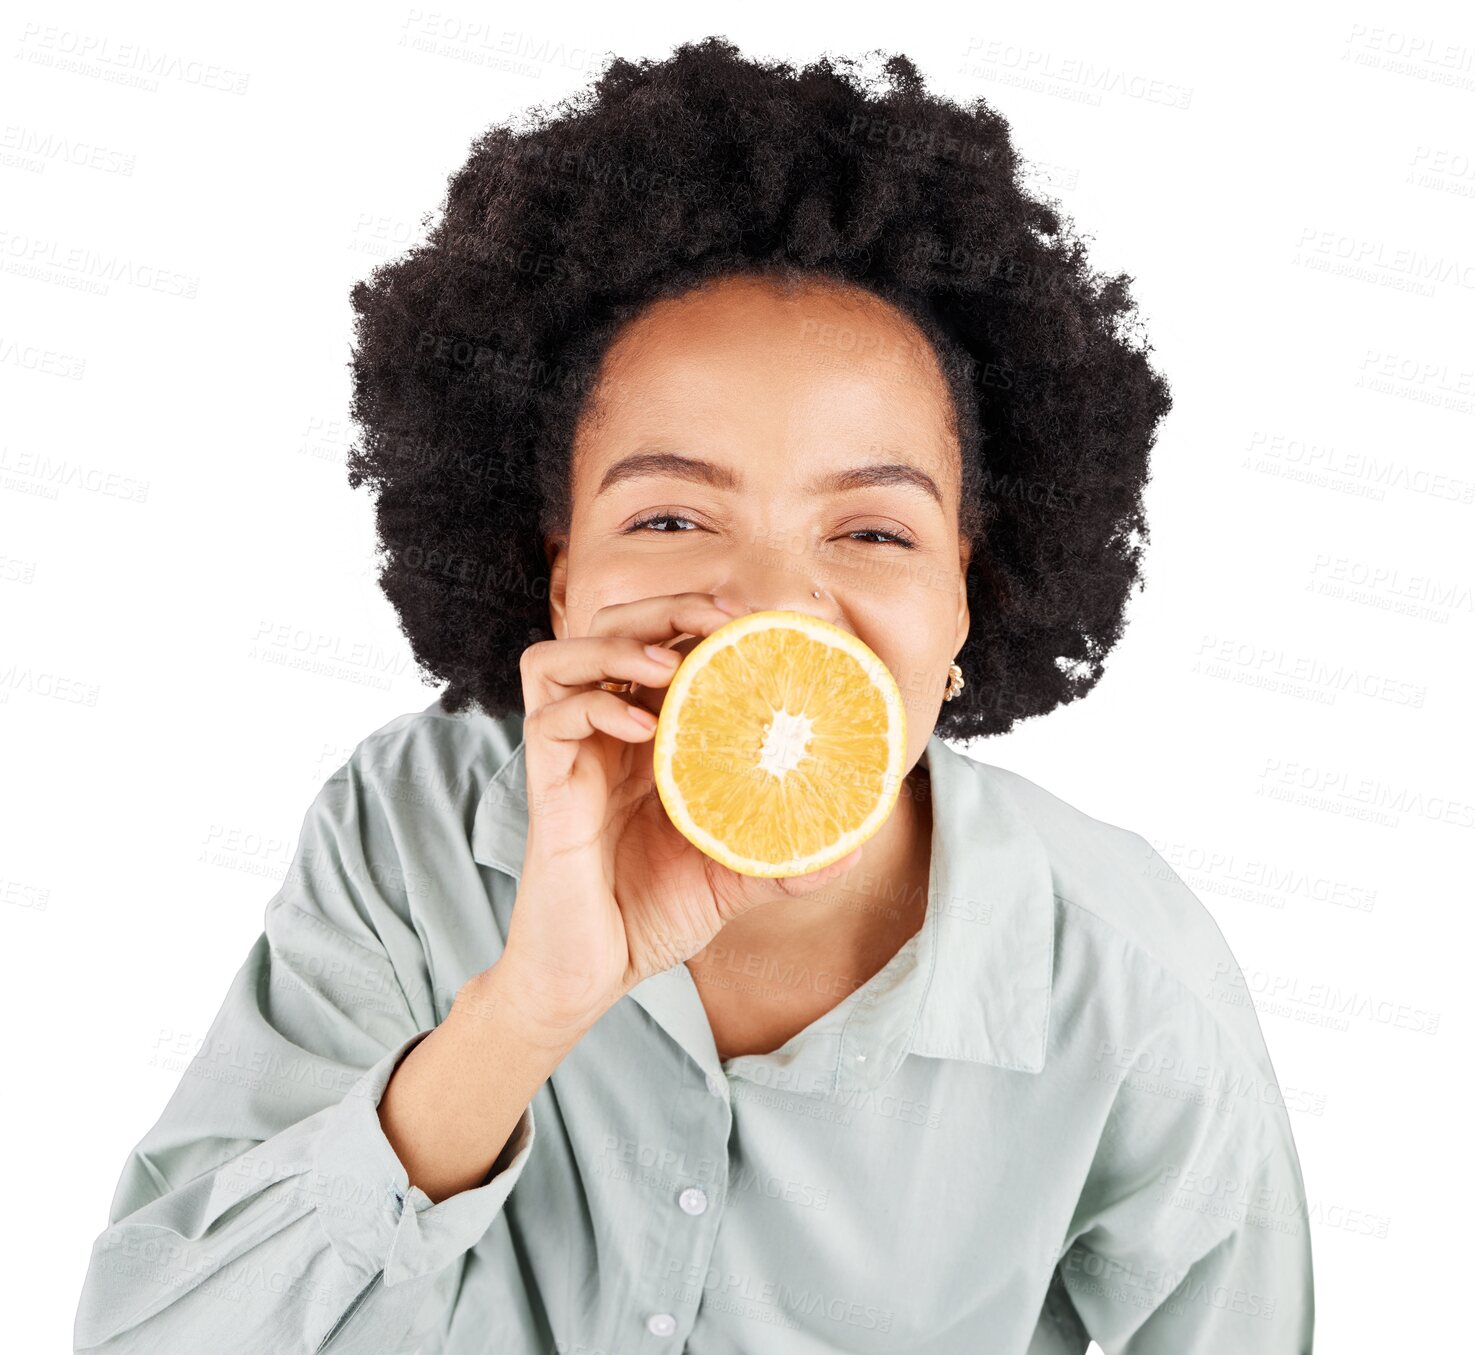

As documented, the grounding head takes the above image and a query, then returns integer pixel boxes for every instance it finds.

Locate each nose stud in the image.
[812,590,821,598]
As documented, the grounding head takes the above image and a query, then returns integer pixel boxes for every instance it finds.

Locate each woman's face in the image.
[546,273,972,776]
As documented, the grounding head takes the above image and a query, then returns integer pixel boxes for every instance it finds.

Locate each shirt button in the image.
[705,1071,725,1097]
[646,1312,677,1336]
[678,1186,708,1215]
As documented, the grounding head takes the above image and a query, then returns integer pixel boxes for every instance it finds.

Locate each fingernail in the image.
[627,705,657,729]
[713,595,746,615]
[644,644,680,666]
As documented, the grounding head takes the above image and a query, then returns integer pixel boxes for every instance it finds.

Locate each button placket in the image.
[635,1063,732,1346]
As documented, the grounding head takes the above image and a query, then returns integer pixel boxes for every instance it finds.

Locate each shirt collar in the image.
[471,717,1055,1090]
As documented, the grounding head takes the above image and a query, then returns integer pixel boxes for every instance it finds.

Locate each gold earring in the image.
[943,661,964,702]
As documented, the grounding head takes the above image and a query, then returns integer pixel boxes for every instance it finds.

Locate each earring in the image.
[943,661,965,702]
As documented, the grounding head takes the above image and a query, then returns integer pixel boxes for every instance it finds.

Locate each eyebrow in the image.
[595,451,943,508]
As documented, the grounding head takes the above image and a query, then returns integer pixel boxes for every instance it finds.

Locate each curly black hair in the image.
[345,36,1172,741]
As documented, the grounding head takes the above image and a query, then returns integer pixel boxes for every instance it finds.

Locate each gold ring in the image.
[596,679,633,694]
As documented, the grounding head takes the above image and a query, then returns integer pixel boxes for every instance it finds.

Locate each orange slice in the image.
[652,610,908,877]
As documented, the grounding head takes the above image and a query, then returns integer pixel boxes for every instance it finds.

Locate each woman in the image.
[75,38,1313,1354]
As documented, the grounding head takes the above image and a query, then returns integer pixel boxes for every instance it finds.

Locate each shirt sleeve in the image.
[73,755,538,1354]
[1055,1007,1315,1353]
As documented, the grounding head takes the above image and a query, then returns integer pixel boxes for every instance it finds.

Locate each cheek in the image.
[561,548,669,633]
[864,603,951,724]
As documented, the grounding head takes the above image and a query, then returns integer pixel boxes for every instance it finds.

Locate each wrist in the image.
[456,960,605,1053]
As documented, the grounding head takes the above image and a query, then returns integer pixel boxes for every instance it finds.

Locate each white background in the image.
[3,3,1471,1351]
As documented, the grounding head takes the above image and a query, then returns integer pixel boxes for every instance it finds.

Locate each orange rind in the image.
[652,610,907,877]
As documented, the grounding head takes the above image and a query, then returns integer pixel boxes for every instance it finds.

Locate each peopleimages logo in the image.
[1210,962,1441,1036]
[1193,635,1427,708]
[1257,758,1475,830]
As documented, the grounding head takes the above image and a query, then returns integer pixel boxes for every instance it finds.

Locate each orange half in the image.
[652,610,908,877]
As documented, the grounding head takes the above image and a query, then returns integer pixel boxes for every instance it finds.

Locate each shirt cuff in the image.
[311,1029,537,1288]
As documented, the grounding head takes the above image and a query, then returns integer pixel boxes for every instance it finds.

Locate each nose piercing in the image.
[812,590,820,598]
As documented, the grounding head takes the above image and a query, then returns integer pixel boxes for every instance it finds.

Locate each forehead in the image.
[572,275,961,495]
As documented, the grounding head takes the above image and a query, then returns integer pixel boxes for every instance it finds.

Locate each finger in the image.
[523,689,659,794]
[525,595,743,716]
[585,593,743,644]
[521,635,684,712]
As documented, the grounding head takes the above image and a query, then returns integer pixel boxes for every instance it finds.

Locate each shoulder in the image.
[968,754,1272,1071]
[971,757,1228,974]
[333,694,525,796]
[277,695,525,940]
[291,694,525,882]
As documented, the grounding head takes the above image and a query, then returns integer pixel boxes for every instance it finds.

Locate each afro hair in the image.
[344,36,1173,741]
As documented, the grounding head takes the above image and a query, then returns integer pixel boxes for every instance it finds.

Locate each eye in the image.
[626,512,700,534]
[619,510,914,548]
[845,527,917,549]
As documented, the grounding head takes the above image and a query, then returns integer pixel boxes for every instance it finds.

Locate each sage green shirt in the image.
[75,697,1314,1353]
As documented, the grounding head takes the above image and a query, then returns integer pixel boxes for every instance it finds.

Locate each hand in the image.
[486,592,863,1039]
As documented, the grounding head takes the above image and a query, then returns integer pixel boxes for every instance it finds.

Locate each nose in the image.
[710,577,843,631]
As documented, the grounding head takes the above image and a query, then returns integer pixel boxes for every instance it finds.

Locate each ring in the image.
[596,679,633,694]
